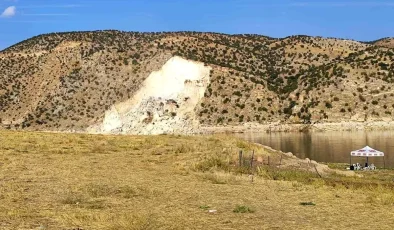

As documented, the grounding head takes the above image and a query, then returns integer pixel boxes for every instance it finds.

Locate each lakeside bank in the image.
[202,120,394,133]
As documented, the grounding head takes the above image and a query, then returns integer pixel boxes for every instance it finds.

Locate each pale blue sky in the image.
[1,0,394,50]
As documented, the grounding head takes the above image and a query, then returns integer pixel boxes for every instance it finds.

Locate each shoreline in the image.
[201,120,394,133]
[3,120,394,135]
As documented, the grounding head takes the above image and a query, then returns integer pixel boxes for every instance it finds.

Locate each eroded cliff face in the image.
[88,56,211,135]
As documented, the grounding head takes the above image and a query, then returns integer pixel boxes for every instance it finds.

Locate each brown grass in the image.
[0,131,394,229]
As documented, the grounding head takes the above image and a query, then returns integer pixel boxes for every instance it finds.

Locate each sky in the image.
[0,0,394,50]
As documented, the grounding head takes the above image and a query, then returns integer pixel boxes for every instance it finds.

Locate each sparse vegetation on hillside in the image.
[0,30,394,130]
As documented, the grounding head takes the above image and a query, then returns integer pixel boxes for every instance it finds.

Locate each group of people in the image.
[350,163,376,171]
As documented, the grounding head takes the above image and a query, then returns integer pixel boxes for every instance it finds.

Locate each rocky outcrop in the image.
[88,56,211,135]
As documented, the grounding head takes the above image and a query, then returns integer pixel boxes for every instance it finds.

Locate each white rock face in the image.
[88,56,211,135]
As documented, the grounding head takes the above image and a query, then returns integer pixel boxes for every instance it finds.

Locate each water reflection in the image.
[236,131,394,167]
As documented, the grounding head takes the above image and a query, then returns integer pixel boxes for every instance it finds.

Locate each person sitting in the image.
[370,163,376,170]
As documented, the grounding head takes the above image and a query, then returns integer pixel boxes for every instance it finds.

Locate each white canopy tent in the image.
[350,146,385,168]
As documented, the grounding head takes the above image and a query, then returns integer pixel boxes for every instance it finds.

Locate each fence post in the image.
[314,165,322,178]
[250,150,254,168]
[239,150,243,167]
[268,156,270,166]
[250,150,255,183]
[279,155,283,167]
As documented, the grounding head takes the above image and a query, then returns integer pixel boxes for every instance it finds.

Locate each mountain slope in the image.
[372,38,394,49]
[0,31,393,133]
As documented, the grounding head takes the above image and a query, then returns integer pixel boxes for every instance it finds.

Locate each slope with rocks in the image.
[0,31,394,134]
[87,56,211,135]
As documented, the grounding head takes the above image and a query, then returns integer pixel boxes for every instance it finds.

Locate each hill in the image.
[0,31,394,133]
[371,37,394,48]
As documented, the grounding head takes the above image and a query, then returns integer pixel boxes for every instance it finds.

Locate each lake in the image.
[236,131,394,167]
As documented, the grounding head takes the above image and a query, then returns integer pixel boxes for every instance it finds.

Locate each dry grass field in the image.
[1,131,394,229]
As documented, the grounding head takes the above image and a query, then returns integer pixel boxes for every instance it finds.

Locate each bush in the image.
[194,155,229,172]
[233,205,254,213]
[257,166,318,183]
[300,202,316,206]
[233,91,242,97]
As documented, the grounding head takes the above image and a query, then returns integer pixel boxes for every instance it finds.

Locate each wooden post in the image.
[314,165,322,178]
[279,155,283,167]
[250,150,254,169]
[268,156,270,166]
[250,151,255,183]
[239,150,243,167]
[384,156,386,169]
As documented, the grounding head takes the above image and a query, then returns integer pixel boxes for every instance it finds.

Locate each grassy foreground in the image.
[0,131,394,230]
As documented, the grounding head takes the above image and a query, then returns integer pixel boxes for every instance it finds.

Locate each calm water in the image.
[236,131,394,167]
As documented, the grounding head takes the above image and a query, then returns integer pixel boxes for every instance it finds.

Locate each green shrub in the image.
[233,205,254,213]
[300,202,316,206]
[256,166,319,183]
[199,205,210,210]
[194,155,229,172]
[233,91,242,97]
